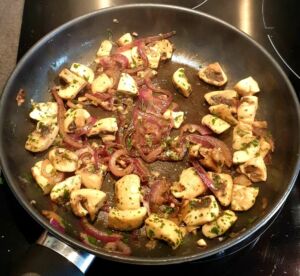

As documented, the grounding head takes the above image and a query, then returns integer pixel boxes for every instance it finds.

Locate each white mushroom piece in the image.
[48,147,79,172]
[237,96,258,124]
[234,76,260,96]
[204,90,238,107]
[198,62,228,87]
[117,73,138,95]
[96,40,113,57]
[31,160,64,194]
[171,167,207,199]
[233,137,260,164]
[91,73,113,94]
[50,175,81,204]
[76,163,107,190]
[202,210,237,238]
[172,68,192,97]
[231,185,259,211]
[207,172,233,207]
[64,108,91,133]
[87,117,118,137]
[29,102,58,122]
[163,109,185,129]
[70,189,107,220]
[209,104,238,125]
[145,214,183,249]
[181,195,220,226]
[232,122,254,151]
[25,120,59,152]
[201,114,231,134]
[119,50,135,68]
[239,156,267,182]
[70,63,95,84]
[108,207,148,231]
[131,46,144,68]
[57,68,87,100]
[152,39,174,61]
[115,174,141,210]
[144,46,161,69]
[117,33,133,46]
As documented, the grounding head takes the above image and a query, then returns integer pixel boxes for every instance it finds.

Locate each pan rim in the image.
[1,3,300,265]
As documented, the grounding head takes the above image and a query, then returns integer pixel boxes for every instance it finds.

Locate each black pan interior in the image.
[0,4,299,264]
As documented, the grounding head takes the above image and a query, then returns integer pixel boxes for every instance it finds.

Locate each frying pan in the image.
[1,3,300,273]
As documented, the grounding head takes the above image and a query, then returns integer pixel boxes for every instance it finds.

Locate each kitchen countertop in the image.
[0,0,24,94]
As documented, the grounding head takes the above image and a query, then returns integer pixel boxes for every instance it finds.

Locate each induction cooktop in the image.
[1,0,300,275]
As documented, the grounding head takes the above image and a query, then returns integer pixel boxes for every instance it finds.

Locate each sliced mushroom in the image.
[120,50,134,68]
[171,167,207,199]
[201,114,231,134]
[108,207,147,231]
[209,104,238,125]
[64,108,91,133]
[115,174,141,210]
[204,90,238,106]
[96,40,113,57]
[172,68,192,97]
[231,185,259,211]
[49,147,79,172]
[31,160,62,194]
[131,46,144,67]
[239,156,267,182]
[181,195,220,226]
[233,137,260,164]
[232,122,253,150]
[87,117,118,136]
[233,174,252,186]
[70,188,107,220]
[237,96,258,124]
[198,62,227,87]
[145,46,161,69]
[50,175,81,204]
[117,73,138,95]
[202,210,237,238]
[117,33,133,46]
[75,163,107,190]
[70,63,95,84]
[145,214,183,249]
[152,39,174,60]
[163,109,185,129]
[29,102,58,122]
[57,69,87,100]
[259,137,272,158]
[91,73,113,93]
[234,76,260,96]
[207,172,233,207]
[25,121,59,152]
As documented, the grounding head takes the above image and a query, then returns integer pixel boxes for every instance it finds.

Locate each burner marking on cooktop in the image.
[267,35,300,79]
[192,0,209,10]
[262,0,274,30]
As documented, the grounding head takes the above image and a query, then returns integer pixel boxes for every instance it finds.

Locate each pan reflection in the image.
[239,0,252,35]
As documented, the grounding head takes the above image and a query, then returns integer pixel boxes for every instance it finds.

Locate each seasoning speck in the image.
[113,18,119,24]
[16,89,25,106]
[132,32,138,37]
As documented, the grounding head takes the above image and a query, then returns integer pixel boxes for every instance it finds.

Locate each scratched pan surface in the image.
[0,4,299,264]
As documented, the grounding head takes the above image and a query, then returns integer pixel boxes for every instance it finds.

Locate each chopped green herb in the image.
[211,226,220,235]
[148,229,155,239]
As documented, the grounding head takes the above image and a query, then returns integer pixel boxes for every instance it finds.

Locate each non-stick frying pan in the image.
[0,3,299,273]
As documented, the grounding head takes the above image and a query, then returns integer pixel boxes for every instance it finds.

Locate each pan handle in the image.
[11,232,95,276]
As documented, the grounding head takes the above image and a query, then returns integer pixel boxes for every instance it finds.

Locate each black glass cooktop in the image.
[1,0,300,275]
